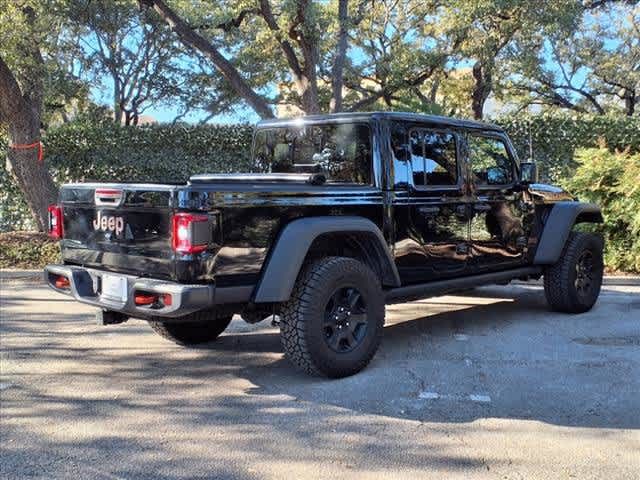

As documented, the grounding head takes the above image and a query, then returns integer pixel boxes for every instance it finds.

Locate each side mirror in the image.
[520,161,538,184]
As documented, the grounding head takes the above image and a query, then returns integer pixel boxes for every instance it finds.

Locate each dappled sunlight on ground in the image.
[1,279,639,479]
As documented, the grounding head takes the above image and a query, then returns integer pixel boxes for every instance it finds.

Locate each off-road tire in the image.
[279,256,385,378]
[543,232,604,313]
[148,311,233,346]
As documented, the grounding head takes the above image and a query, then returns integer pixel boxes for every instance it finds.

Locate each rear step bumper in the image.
[44,265,252,319]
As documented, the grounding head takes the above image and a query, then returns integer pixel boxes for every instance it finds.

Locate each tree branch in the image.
[347,90,385,111]
[582,0,636,10]
[138,0,274,118]
[258,0,304,77]
[216,8,260,31]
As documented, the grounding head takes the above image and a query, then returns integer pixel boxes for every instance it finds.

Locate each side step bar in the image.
[385,266,543,304]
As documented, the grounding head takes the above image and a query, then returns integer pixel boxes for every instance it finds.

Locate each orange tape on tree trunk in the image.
[9,141,44,162]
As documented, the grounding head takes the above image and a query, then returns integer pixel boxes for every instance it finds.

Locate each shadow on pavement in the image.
[3,286,637,431]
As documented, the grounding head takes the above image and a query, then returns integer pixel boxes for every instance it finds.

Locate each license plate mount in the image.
[101,274,128,302]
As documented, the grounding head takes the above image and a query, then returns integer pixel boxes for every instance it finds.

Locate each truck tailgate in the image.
[59,184,177,280]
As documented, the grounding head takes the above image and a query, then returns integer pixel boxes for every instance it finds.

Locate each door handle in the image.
[418,206,440,215]
[474,203,492,212]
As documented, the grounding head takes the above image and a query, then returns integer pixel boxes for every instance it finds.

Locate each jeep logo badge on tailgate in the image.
[94,212,124,236]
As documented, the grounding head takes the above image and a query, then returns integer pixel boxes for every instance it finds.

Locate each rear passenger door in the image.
[393,126,471,284]
[465,132,531,271]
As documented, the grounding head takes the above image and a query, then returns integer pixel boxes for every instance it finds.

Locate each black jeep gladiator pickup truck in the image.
[45,112,604,378]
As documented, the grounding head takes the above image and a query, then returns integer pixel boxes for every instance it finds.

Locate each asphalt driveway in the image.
[1,273,639,479]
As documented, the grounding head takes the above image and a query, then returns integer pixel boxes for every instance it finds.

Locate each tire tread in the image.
[543,231,603,313]
[279,256,384,378]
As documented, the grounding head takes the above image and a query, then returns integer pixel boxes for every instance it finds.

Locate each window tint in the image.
[409,129,458,186]
[468,136,514,186]
[253,123,371,184]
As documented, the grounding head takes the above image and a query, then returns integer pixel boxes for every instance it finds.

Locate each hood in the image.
[527,183,574,203]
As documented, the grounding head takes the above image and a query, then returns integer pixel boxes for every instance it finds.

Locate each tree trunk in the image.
[294,0,320,114]
[624,89,636,116]
[296,72,320,115]
[257,0,320,115]
[471,61,492,120]
[5,110,58,232]
[330,0,349,113]
[113,78,123,124]
[1,54,57,232]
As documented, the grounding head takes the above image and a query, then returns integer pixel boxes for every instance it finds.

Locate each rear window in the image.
[252,123,372,184]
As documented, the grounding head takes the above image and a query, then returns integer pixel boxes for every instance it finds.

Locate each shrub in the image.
[565,146,640,273]
[0,231,61,269]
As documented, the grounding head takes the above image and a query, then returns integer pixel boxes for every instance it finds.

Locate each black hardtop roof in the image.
[257,111,503,132]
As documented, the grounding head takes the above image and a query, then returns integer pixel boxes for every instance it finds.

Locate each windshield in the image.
[252,122,372,184]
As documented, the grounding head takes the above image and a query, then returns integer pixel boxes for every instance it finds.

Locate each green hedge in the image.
[496,114,640,182]
[0,121,254,231]
[2,114,639,232]
[44,120,254,183]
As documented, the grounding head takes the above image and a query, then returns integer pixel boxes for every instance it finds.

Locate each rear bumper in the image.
[44,264,252,318]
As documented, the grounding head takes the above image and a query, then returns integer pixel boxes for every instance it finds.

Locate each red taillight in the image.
[160,293,172,306]
[135,293,157,306]
[133,292,172,307]
[48,204,63,239]
[95,188,123,206]
[171,212,209,254]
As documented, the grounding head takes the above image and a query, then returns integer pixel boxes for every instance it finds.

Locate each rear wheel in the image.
[279,256,385,378]
[543,232,604,313]
[148,311,233,346]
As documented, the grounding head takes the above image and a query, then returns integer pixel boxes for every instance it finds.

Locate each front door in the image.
[393,126,471,284]
[465,132,533,272]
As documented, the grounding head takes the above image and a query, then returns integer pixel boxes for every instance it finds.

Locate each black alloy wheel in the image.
[279,256,385,378]
[544,232,604,313]
[323,286,368,353]
[575,249,595,297]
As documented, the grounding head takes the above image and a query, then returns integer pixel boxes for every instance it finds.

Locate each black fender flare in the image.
[533,201,603,265]
[253,216,401,303]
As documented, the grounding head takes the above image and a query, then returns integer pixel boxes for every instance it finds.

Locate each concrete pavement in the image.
[1,274,639,479]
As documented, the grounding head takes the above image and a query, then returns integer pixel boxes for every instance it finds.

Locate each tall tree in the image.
[137,0,379,116]
[335,0,459,112]
[504,3,639,116]
[329,0,349,112]
[437,0,584,119]
[65,0,196,125]
[0,2,60,231]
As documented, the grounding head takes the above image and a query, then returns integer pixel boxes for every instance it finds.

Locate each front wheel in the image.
[148,311,233,346]
[279,256,385,378]
[543,232,604,313]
